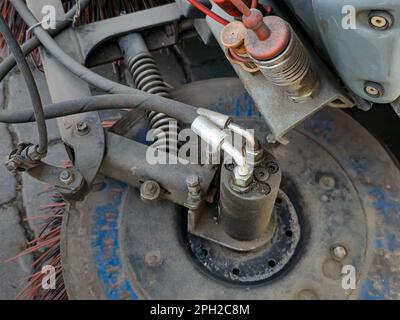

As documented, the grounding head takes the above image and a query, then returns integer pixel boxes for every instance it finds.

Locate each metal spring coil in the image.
[127,52,180,154]
[253,30,318,102]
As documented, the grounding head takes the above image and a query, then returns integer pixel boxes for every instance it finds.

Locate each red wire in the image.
[251,0,258,9]
[229,48,252,63]
[187,0,229,26]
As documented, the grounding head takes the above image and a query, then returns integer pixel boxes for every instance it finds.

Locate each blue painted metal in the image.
[303,110,400,300]
[91,179,138,300]
[282,0,400,104]
[88,86,400,300]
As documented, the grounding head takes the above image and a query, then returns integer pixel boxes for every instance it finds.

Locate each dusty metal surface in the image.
[62,79,400,299]
[118,116,367,299]
[101,132,216,206]
[283,0,400,104]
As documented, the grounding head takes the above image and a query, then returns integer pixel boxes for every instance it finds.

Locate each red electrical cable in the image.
[229,48,252,63]
[186,0,229,25]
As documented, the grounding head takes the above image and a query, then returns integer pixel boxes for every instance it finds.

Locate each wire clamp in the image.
[5,143,43,172]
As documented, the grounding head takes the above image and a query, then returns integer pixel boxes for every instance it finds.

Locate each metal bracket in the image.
[26,0,105,193]
[101,132,217,207]
[28,162,85,200]
[5,143,43,172]
[391,97,400,118]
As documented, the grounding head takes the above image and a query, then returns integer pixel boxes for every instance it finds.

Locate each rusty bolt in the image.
[319,175,335,191]
[221,21,247,49]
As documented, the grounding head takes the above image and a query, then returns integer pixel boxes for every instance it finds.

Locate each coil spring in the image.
[127,52,180,154]
[253,30,318,102]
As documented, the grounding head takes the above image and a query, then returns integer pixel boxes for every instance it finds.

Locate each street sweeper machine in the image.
[1,0,400,300]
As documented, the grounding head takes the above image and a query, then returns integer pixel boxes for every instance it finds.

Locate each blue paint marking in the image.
[387,233,398,252]
[91,179,138,300]
[359,279,387,300]
[305,113,334,143]
[216,93,259,118]
[373,238,384,250]
[368,188,400,220]
[358,186,400,299]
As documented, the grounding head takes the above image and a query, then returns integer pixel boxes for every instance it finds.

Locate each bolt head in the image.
[319,175,335,191]
[254,167,269,182]
[5,160,17,172]
[26,145,42,161]
[232,166,253,188]
[59,170,74,185]
[364,81,384,98]
[145,250,162,267]
[76,121,90,135]
[332,245,347,261]
[140,180,161,202]
[369,11,393,30]
[186,175,200,188]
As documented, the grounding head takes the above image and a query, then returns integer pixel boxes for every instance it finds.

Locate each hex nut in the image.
[246,147,264,165]
[76,121,90,135]
[186,175,200,188]
[232,166,253,188]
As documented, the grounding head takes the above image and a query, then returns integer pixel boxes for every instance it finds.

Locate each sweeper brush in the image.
[1,0,400,301]
[0,0,172,60]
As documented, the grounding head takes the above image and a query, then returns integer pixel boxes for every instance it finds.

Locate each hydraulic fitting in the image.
[192,116,255,188]
[227,122,264,165]
[197,108,232,129]
[191,115,227,151]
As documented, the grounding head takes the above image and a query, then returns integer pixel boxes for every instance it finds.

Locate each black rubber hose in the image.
[0,16,48,155]
[0,94,198,125]
[0,0,90,81]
